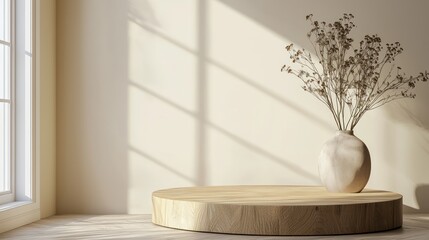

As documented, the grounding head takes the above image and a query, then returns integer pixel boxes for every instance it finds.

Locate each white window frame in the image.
[0,0,15,205]
[0,0,39,233]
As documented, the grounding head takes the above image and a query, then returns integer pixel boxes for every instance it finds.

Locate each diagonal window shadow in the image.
[128,1,324,186]
[129,80,319,183]
[207,122,319,183]
[127,13,332,131]
[129,145,197,184]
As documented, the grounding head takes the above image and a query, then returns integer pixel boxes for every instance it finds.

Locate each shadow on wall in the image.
[416,185,429,212]
[404,184,429,213]
[218,0,425,55]
[57,0,130,214]
[384,80,429,213]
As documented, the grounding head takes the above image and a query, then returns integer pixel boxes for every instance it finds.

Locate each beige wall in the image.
[56,0,429,214]
[39,0,56,218]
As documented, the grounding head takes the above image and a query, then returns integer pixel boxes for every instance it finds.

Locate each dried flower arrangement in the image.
[282,13,428,131]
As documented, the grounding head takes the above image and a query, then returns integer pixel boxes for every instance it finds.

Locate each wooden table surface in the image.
[1,214,429,240]
[152,185,403,235]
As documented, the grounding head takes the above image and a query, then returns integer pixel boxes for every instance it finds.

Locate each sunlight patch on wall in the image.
[128,16,197,113]
[206,63,321,184]
[127,150,194,213]
[126,0,199,213]
[207,126,319,185]
[128,0,198,51]
[208,0,319,110]
[127,85,196,213]
[204,1,335,185]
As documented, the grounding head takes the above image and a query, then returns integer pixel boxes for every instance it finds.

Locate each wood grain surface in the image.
[152,185,403,235]
[2,214,428,240]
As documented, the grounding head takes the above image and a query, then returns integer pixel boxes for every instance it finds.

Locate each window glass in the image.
[0,102,10,192]
[0,0,11,42]
[0,44,11,100]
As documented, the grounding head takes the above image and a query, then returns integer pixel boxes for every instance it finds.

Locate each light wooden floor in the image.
[0,214,428,239]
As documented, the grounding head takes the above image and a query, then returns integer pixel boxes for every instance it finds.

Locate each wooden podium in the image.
[152,185,402,235]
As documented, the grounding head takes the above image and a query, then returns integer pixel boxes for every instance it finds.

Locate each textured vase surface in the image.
[318,130,371,193]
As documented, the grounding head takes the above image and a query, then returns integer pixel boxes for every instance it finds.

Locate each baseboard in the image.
[0,207,40,233]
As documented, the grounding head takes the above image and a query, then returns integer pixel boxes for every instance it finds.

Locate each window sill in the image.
[0,201,40,233]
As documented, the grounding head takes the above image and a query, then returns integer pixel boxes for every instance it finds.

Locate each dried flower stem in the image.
[282,13,428,131]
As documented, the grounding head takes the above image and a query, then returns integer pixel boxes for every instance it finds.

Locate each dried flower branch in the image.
[282,13,428,130]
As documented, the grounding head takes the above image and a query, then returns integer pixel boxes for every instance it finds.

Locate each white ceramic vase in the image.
[318,130,371,193]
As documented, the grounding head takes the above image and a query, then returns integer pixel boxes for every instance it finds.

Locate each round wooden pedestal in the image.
[152,186,402,235]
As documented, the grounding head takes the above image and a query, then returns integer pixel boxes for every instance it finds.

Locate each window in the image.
[0,0,38,233]
[0,0,34,205]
